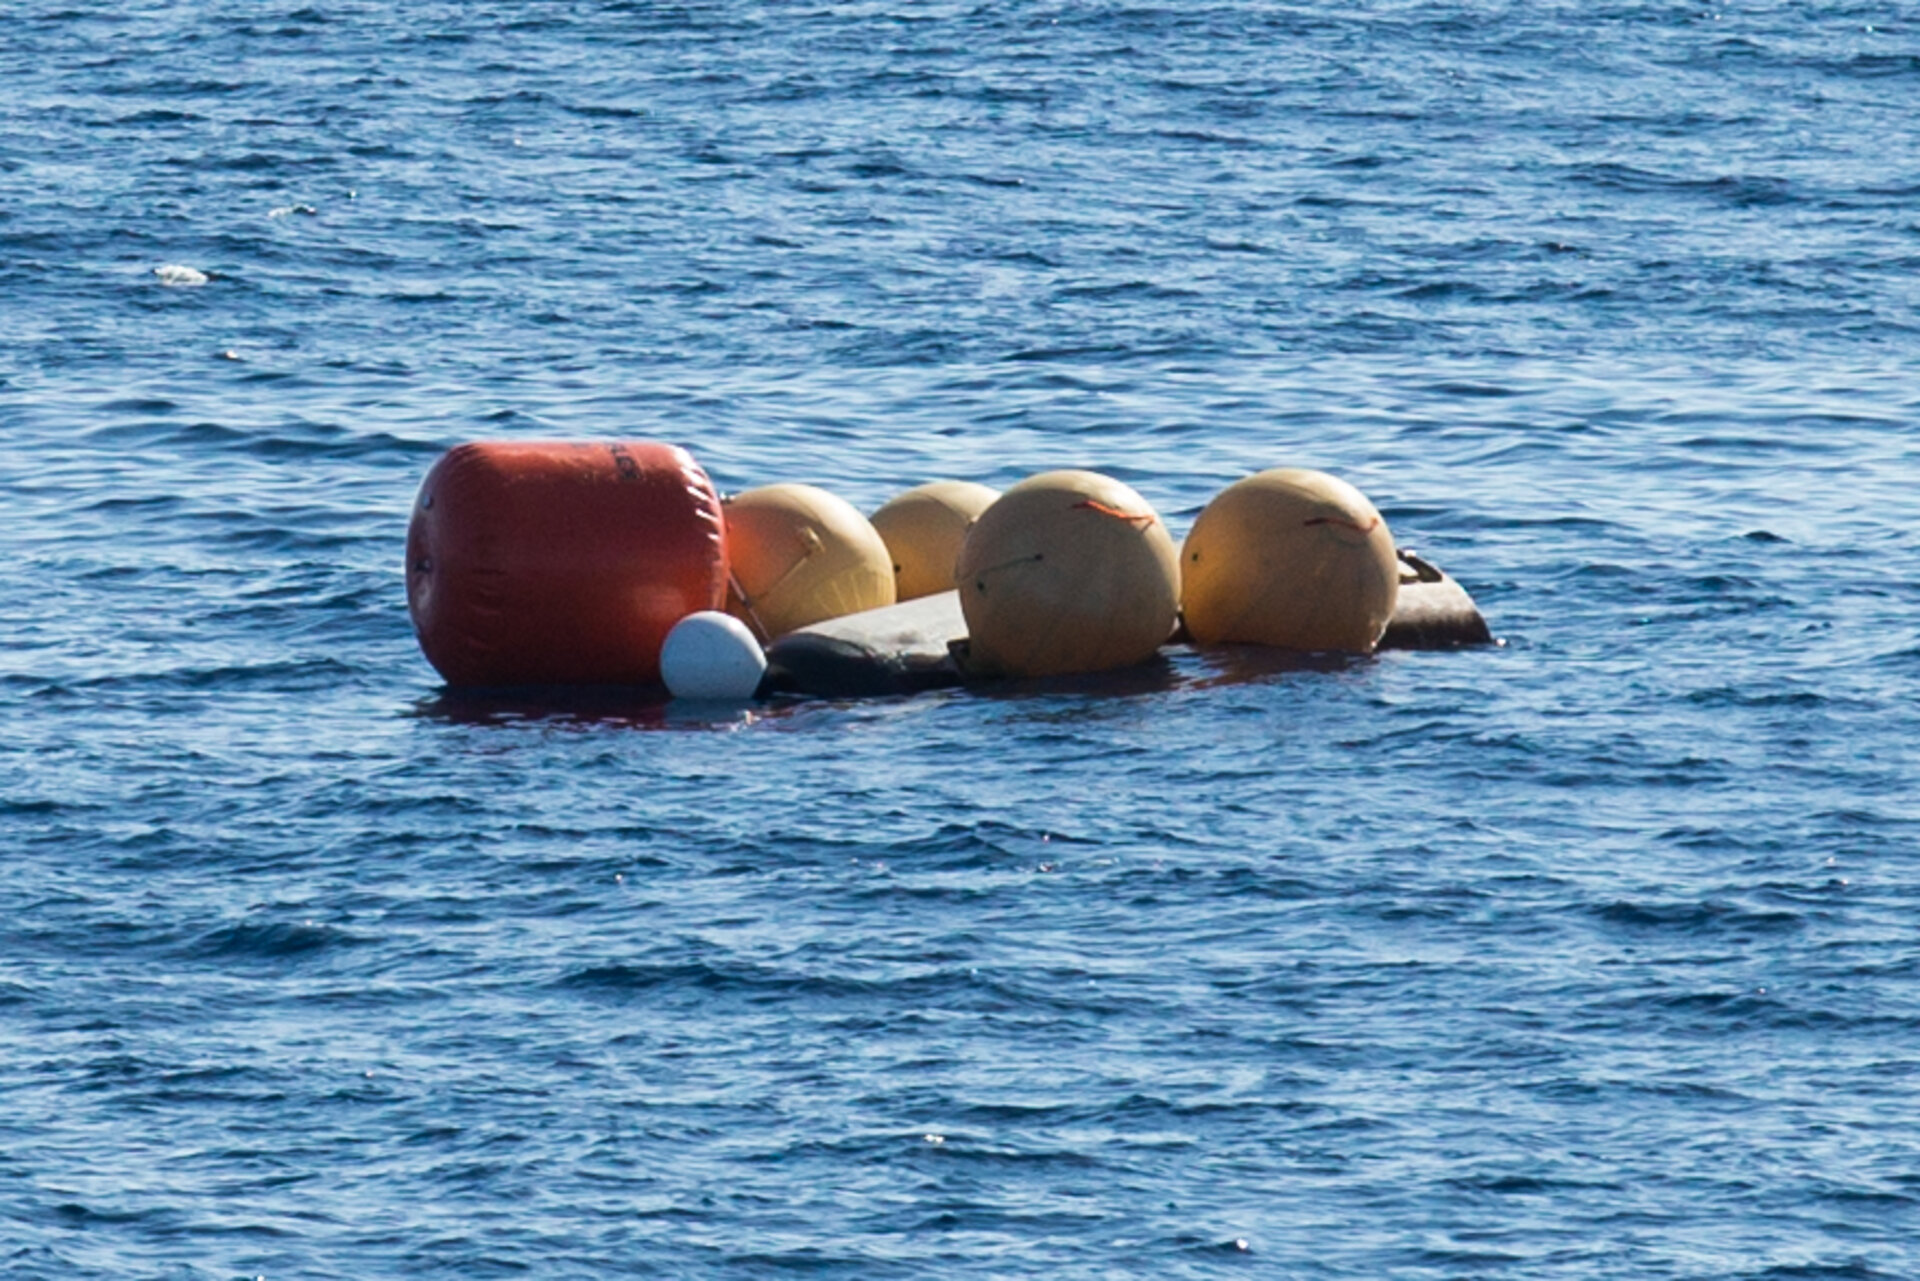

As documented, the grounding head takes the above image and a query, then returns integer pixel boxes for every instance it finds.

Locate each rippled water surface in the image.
[5,3,1919,1277]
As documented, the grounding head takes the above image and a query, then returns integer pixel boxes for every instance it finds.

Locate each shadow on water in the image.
[1176,643,1369,690]
[960,646,1371,703]
[411,644,1387,728]
[872,646,1375,713]
[411,683,765,731]
[411,646,1390,729]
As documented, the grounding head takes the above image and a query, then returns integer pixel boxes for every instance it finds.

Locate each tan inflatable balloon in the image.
[869,480,1001,601]
[1181,468,1398,654]
[723,483,896,641]
[956,470,1180,678]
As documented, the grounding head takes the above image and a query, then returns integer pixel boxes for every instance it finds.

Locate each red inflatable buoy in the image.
[406,441,728,687]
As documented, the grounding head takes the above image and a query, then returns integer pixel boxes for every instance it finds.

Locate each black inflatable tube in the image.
[761,550,1493,699]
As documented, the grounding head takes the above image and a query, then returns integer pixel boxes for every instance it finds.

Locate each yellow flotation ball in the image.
[723,483,896,640]
[869,480,1001,601]
[955,470,1179,678]
[1181,468,1399,654]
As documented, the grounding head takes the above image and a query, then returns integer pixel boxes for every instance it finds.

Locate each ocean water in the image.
[4,2,1919,1277]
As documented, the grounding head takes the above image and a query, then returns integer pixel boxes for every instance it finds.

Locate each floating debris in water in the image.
[153,263,208,286]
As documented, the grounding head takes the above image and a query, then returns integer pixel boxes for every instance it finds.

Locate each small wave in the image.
[1443,1172,1626,1196]
[97,395,179,414]
[463,88,549,107]
[1202,236,1270,253]
[1880,643,1920,670]
[1409,1246,1529,1269]
[556,959,833,998]
[1590,899,1803,936]
[208,524,363,553]
[1003,342,1141,363]
[842,156,916,180]
[1427,380,1520,398]
[1748,1260,1897,1280]
[1396,280,1488,301]
[554,957,1131,1018]
[61,657,365,695]
[1841,53,1920,80]
[51,1201,169,1227]
[1686,687,1830,710]
[79,415,440,461]
[888,818,1092,863]
[1053,280,1202,302]
[187,919,366,961]
[1810,1184,1920,1209]
[1153,127,1255,147]
[1566,162,1802,208]
[97,77,247,97]
[0,230,69,251]
[1294,181,1387,211]
[115,108,202,125]
[77,493,183,518]
[136,1064,296,1108]
[564,102,648,119]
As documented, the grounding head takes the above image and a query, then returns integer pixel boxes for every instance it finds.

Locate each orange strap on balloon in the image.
[1073,498,1157,528]
[1304,515,1380,534]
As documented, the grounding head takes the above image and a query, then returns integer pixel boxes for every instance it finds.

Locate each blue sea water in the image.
[4,1,1920,1276]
